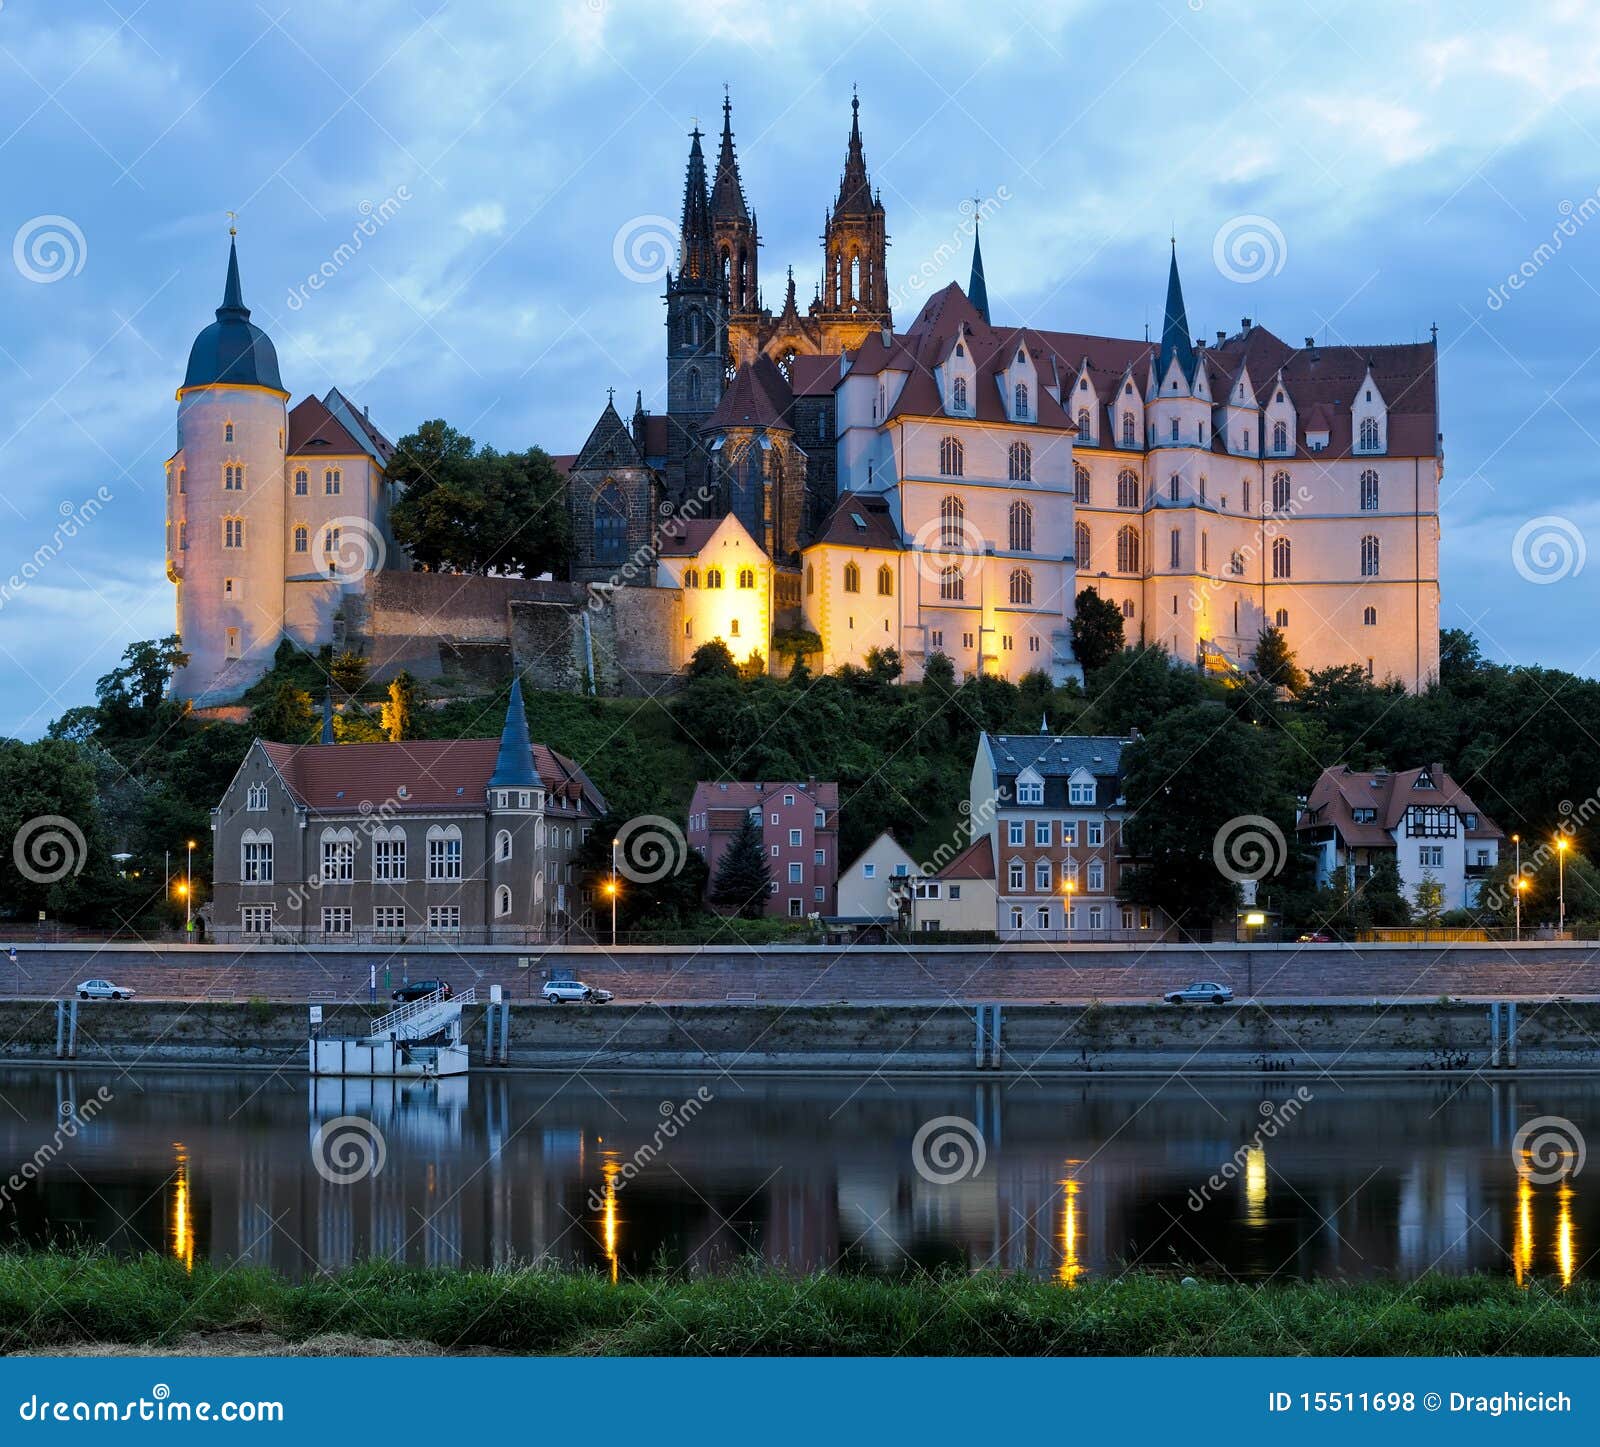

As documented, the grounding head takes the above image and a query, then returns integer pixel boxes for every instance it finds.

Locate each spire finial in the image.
[607,385,615,405]
[226,209,238,237]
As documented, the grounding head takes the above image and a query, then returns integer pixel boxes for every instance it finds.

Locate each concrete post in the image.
[1507,1000,1518,1068]
[1488,1001,1501,1068]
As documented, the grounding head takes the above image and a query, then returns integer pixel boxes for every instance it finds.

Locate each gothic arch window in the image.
[843,561,860,594]
[1014,382,1029,418]
[293,525,308,554]
[939,494,966,548]
[593,482,627,565]
[324,468,341,495]
[1074,463,1091,504]
[1008,500,1033,552]
[1116,469,1139,508]
[877,564,893,596]
[939,435,964,477]
[1116,525,1140,573]
[224,421,235,443]
[1275,608,1289,628]
[705,567,723,588]
[223,464,243,491]
[738,567,756,589]
[1008,441,1032,481]
[1272,420,1288,453]
[1074,521,1091,567]
[223,516,244,549]
[496,829,513,862]
[1009,568,1033,605]
[1121,411,1136,446]
[687,368,701,406]
[496,885,512,918]
[1361,534,1380,576]
[1360,469,1379,511]
[1359,416,1381,451]
[686,309,700,346]
[682,567,700,588]
[1271,470,1291,511]
[1272,536,1291,579]
[778,348,795,382]
[294,469,308,496]
[952,376,968,411]
[1077,408,1091,442]
[805,563,815,595]
[1364,606,1378,625]
[850,253,861,302]
[939,564,964,601]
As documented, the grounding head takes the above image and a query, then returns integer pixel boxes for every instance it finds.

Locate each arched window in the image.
[1116,469,1139,508]
[705,567,723,589]
[1272,536,1291,579]
[737,567,755,589]
[325,468,341,496]
[1361,534,1380,576]
[294,469,307,495]
[1271,471,1291,511]
[1121,411,1136,446]
[1014,382,1029,418]
[1230,549,1244,576]
[178,521,187,551]
[683,567,700,588]
[1121,598,1135,619]
[319,826,356,883]
[1363,606,1378,626]
[1008,500,1033,552]
[293,525,308,554]
[426,824,463,881]
[1360,469,1379,511]
[496,885,512,918]
[1359,416,1381,451]
[496,829,512,862]
[939,435,964,476]
[805,563,815,595]
[224,421,235,443]
[1074,464,1091,504]
[952,376,968,410]
[1272,420,1288,453]
[1009,568,1033,606]
[939,565,964,601]
[594,482,627,564]
[240,828,273,884]
[1077,408,1091,442]
[843,561,860,594]
[877,564,893,596]
[1116,525,1140,573]
[1008,441,1032,481]
[1074,521,1091,567]
[1275,608,1289,628]
[223,464,242,491]
[687,368,701,405]
[223,517,244,549]
[939,494,965,548]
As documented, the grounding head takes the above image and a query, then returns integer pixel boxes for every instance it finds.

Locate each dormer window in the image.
[1068,774,1096,806]
[1359,417,1381,451]
[1017,778,1044,805]
[1014,382,1029,418]
[955,342,965,358]
[952,376,968,410]
[1079,377,1088,390]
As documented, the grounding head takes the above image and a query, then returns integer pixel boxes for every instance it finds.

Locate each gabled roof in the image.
[287,396,367,457]
[574,399,644,470]
[1297,765,1502,845]
[689,778,841,824]
[323,388,396,467]
[656,517,723,557]
[704,353,795,431]
[807,492,902,550]
[937,834,995,881]
[983,732,1130,811]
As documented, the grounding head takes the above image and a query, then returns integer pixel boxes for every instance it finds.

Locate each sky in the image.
[1,0,1598,738]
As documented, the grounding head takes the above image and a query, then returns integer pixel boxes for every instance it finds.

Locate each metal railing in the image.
[369,985,476,1040]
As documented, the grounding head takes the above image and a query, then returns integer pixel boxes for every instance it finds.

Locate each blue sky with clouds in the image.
[1,0,1597,737]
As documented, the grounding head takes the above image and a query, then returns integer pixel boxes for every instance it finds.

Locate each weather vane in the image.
[226,209,238,236]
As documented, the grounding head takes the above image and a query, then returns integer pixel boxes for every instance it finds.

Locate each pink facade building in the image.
[687,779,840,918]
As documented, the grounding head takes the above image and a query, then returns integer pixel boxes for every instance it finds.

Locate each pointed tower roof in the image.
[489,677,539,790]
[1157,241,1196,386]
[833,92,876,216]
[968,213,990,324]
[574,396,644,470]
[182,231,284,393]
[675,126,715,286]
[710,92,750,221]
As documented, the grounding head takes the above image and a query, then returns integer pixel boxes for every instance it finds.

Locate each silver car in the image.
[76,979,135,1001]
[543,979,613,1005]
[1163,981,1234,1005]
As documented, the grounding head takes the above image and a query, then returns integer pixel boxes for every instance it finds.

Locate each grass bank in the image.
[1,1253,1596,1355]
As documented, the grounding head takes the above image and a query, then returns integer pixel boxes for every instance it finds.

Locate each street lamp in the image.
[607,835,621,948]
[1515,876,1527,942]
[185,840,196,932]
[1062,875,1076,943]
[1557,836,1569,936]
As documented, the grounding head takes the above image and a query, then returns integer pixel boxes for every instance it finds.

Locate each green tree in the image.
[248,682,316,743]
[1069,588,1125,673]
[381,672,419,742]
[1413,871,1445,926]
[0,738,116,922]
[864,646,903,683]
[1252,626,1307,695]
[328,650,369,695]
[686,640,738,682]
[710,812,772,919]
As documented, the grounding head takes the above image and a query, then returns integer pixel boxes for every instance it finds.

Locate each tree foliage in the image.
[709,812,772,918]
[1069,588,1125,674]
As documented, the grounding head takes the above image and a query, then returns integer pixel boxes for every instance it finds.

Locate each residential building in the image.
[836,830,918,923]
[1297,764,1503,911]
[209,680,606,943]
[687,779,840,918]
[969,730,1165,940]
[908,835,998,934]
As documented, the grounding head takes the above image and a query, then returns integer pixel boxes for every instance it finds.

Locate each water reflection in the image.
[0,1068,1588,1285]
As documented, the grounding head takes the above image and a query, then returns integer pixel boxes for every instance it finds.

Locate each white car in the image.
[1163,981,1234,1005]
[543,979,613,1005]
[77,979,135,1001]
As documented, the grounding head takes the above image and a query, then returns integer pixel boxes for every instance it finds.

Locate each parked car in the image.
[1296,931,1333,944]
[391,979,453,1003]
[76,979,135,1001]
[1162,981,1234,1005]
[544,978,613,1005]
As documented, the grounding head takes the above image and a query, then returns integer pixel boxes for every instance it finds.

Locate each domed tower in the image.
[167,231,289,704]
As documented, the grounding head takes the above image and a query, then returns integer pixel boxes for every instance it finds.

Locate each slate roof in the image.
[323,388,396,466]
[689,779,840,829]
[574,401,644,470]
[1297,765,1502,846]
[705,353,795,431]
[984,732,1131,811]
[183,238,284,393]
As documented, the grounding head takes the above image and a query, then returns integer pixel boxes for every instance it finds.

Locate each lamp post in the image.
[185,840,196,931]
[1515,876,1526,942]
[608,835,620,948]
[1062,876,1076,944]
[1557,836,1569,936]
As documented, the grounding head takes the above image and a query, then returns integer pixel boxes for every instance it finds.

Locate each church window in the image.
[705,567,723,589]
[1075,463,1091,504]
[1075,521,1090,567]
[223,464,243,491]
[224,421,234,443]
[1272,536,1291,579]
[1361,534,1380,576]
[1364,606,1378,626]
[294,469,307,495]
[1014,382,1029,418]
[1116,525,1140,573]
[1272,420,1288,453]
[324,468,341,496]
[1169,529,1180,569]
[1168,473,1179,502]
[683,567,699,589]
[939,494,966,547]
[1122,411,1136,446]
[1008,500,1033,552]
[877,564,893,596]
[1359,416,1381,451]
[223,517,244,549]
[1009,568,1033,605]
[843,561,860,594]
[687,368,701,405]
[1275,608,1289,628]
[939,565,964,602]
[1271,470,1291,512]
[293,525,308,553]
[1008,441,1031,481]
[686,309,700,346]
[1360,469,1379,511]
[1116,470,1139,508]
[594,482,627,565]
[738,567,755,589]
[1078,407,1091,442]
[939,435,964,477]
[952,376,967,411]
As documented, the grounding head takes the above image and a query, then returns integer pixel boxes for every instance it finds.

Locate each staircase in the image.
[369,986,476,1041]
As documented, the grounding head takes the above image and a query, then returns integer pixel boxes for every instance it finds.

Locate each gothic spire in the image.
[1158,240,1196,384]
[968,211,990,324]
[834,90,874,216]
[489,676,538,790]
[220,234,247,318]
[675,125,714,286]
[710,90,749,222]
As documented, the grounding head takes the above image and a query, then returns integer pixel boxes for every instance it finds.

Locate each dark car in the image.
[391,979,452,1003]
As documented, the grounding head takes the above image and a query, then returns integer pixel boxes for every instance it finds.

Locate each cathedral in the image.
[564,92,1443,691]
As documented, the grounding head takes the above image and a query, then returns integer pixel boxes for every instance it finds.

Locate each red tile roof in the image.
[287,396,367,457]
[808,492,902,550]
[689,779,840,824]
[937,834,995,880]
[1297,764,1502,845]
[704,353,795,431]
[656,517,723,557]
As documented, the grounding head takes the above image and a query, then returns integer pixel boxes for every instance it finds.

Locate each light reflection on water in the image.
[0,1068,1588,1285]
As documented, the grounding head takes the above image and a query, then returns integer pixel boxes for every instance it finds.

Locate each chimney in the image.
[1240,317,1252,331]
[1216,331,1226,347]
[1304,336,1315,349]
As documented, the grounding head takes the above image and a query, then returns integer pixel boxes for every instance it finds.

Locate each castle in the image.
[168,97,1443,705]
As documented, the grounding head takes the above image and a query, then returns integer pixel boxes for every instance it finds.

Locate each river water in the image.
[0,1067,1590,1284]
